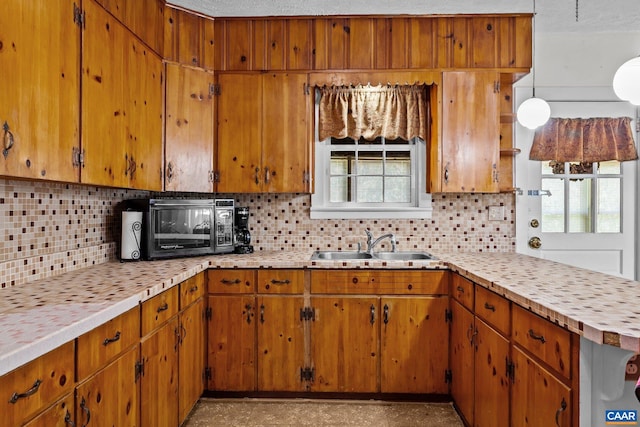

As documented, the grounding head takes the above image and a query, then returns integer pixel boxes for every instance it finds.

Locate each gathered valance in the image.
[317,84,429,142]
[530,117,638,162]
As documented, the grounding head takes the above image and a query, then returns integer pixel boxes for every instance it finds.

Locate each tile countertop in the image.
[1,249,639,376]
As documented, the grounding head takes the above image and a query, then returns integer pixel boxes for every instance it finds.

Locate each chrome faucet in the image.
[364,229,397,254]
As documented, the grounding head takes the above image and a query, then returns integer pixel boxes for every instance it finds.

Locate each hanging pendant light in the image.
[516,0,551,130]
[613,56,640,105]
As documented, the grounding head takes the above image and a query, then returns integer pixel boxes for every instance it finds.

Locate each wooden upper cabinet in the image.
[164,6,215,70]
[93,0,165,55]
[165,63,215,192]
[81,0,163,190]
[0,0,80,182]
[215,72,310,193]
[435,71,501,193]
[212,15,530,72]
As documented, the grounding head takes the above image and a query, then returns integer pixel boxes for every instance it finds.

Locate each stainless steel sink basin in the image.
[310,250,435,261]
[310,251,373,260]
[372,251,436,260]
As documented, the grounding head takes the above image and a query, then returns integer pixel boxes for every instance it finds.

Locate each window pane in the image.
[330,151,353,175]
[386,151,411,175]
[359,136,383,145]
[541,178,565,232]
[330,137,355,145]
[384,177,411,202]
[597,178,621,232]
[541,161,555,175]
[330,176,350,202]
[356,176,383,203]
[385,137,411,145]
[597,161,620,175]
[358,152,383,175]
[569,178,592,232]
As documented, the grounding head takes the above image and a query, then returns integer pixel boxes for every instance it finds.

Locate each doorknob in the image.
[528,237,542,249]
[529,219,539,228]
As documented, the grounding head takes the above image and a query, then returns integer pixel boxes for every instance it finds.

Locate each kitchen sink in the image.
[310,250,436,261]
[372,251,436,260]
[311,251,373,260]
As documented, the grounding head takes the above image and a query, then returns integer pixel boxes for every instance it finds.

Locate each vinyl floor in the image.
[182,398,464,427]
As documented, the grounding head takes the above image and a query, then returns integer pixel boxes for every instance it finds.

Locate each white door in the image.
[515,101,637,279]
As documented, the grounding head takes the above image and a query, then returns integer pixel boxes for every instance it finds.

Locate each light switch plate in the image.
[488,205,504,221]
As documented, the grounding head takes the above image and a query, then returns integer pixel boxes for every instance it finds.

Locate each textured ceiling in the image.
[167,0,640,33]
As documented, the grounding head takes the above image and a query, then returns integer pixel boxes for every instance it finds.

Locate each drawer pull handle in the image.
[3,121,15,159]
[221,278,241,285]
[528,329,546,344]
[370,304,376,325]
[270,279,290,285]
[555,397,567,426]
[456,286,464,293]
[245,304,253,324]
[484,302,496,312]
[383,304,390,324]
[9,379,42,403]
[103,331,121,346]
[80,396,91,427]
[260,304,265,324]
[65,409,75,426]
[157,303,169,313]
[189,285,198,293]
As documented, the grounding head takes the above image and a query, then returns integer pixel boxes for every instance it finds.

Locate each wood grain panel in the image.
[179,272,206,309]
[257,269,305,294]
[223,20,253,70]
[207,269,256,294]
[388,18,409,69]
[348,18,375,69]
[257,296,305,391]
[0,0,80,182]
[409,18,436,69]
[449,299,475,426]
[178,299,206,422]
[287,19,314,70]
[475,285,511,336]
[141,286,179,336]
[23,392,74,427]
[451,274,474,310]
[471,17,497,68]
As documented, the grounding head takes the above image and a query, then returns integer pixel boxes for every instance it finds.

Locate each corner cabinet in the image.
[81,0,163,190]
[215,72,311,193]
[435,71,501,193]
[0,0,80,182]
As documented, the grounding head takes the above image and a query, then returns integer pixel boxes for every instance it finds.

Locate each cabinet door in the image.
[474,318,510,427]
[257,296,305,391]
[207,295,256,391]
[179,298,206,423]
[215,73,262,192]
[23,392,74,427]
[381,296,449,394]
[0,0,79,182]
[165,63,215,192]
[140,317,179,427]
[449,299,475,426]
[511,346,571,427]
[76,346,139,427]
[439,71,500,193]
[262,72,310,193]
[82,0,163,190]
[310,297,379,392]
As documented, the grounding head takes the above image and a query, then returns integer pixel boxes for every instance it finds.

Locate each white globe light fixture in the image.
[517,97,551,130]
[613,56,640,105]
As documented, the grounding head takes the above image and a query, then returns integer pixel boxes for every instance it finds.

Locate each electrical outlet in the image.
[488,205,505,221]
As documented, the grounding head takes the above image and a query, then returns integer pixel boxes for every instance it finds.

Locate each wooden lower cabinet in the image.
[75,346,139,427]
[474,318,510,427]
[310,297,379,392]
[257,296,305,391]
[22,392,74,427]
[511,346,571,426]
[179,297,206,421]
[381,296,449,394]
[140,317,179,427]
[449,299,475,425]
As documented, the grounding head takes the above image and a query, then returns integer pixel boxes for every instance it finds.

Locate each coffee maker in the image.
[234,207,253,254]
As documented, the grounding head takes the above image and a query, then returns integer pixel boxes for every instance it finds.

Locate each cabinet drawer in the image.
[0,341,74,427]
[311,270,449,294]
[23,392,74,427]
[141,286,179,336]
[180,272,206,309]
[77,307,140,380]
[512,304,572,380]
[451,274,474,310]
[208,269,256,294]
[257,269,304,294]
[475,286,510,336]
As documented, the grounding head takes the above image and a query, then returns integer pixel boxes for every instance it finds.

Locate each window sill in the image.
[310,206,433,220]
